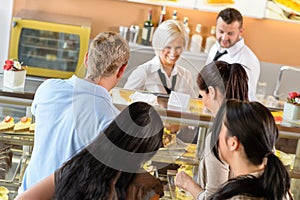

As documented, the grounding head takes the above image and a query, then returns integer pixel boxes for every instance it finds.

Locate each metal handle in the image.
[273,66,300,99]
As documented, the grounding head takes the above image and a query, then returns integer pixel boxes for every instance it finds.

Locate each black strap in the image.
[213,50,228,61]
[158,69,177,94]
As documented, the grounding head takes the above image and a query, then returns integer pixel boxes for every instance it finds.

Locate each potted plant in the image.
[3,59,26,89]
[283,92,300,121]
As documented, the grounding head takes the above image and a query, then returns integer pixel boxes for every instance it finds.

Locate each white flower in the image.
[295,98,300,104]
[13,60,22,70]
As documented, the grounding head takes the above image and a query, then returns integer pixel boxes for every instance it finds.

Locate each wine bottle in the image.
[183,17,190,50]
[204,26,216,53]
[141,9,154,46]
[172,10,178,20]
[158,6,166,26]
[189,24,203,53]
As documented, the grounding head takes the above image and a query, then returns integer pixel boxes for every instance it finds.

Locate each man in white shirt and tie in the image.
[206,7,260,101]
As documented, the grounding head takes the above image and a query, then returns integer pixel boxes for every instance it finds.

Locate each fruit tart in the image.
[0,116,15,131]
[14,116,32,131]
[29,123,35,132]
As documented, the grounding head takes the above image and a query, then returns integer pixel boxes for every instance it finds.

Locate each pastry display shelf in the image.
[0,147,31,199]
[20,43,79,54]
[20,52,77,63]
[0,130,34,146]
[0,75,39,196]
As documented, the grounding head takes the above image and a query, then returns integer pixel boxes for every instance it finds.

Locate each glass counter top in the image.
[0,74,44,100]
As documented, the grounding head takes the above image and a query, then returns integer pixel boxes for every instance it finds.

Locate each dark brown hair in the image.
[217,7,243,28]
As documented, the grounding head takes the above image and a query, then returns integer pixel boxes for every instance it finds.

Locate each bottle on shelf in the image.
[204,25,216,53]
[158,6,166,26]
[172,10,178,20]
[129,25,140,44]
[119,26,128,41]
[183,17,190,50]
[141,9,154,46]
[189,24,203,53]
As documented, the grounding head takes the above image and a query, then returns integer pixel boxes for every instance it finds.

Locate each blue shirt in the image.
[19,75,119,193]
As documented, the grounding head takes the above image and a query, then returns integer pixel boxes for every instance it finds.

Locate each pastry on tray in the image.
[0,116,15,131]
[14,116,32,131]
[29,123,35,132]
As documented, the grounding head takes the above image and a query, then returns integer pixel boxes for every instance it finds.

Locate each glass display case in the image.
[18,28,80,73]
[9,9,91,79]
[112,87,300,199]
[0,102,33,199]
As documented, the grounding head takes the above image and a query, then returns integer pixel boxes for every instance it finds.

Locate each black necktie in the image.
[158,69,177,94]
[213,50,228,61]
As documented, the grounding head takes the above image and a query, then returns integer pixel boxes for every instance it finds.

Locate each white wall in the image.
[0,0,14,73]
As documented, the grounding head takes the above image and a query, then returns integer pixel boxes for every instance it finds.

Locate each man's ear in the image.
[239,27,244,35]
[116,64,127,79]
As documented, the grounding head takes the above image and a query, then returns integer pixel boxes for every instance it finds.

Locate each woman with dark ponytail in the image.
[209,100,291,200]
[176,61,249,199]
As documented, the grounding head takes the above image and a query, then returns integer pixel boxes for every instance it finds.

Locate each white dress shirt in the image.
[124,56,196,97]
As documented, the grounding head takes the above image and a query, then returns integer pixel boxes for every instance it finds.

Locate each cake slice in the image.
[29,123,35,132]
[0,116,15,131]
[14,116,32,131]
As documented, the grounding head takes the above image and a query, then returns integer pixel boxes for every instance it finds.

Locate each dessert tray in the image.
[0,116,34,135]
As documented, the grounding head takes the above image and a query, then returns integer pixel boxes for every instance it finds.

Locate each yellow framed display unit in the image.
[9,10,91,79]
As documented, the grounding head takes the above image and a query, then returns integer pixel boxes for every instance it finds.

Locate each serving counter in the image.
[111,88,300,176]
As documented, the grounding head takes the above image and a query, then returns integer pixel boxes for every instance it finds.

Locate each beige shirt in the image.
[197,138,290,200]
[197,132,233,200]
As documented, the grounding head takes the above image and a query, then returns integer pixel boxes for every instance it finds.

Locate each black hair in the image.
[209,100,290,200]
[55,102,164,200]
[197,61,249,101]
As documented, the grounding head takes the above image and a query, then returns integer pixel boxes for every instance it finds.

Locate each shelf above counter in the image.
[124,0,268,18]
[124,0,197,9]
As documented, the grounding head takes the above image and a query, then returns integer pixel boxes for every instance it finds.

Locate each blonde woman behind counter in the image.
[124,19,196,97]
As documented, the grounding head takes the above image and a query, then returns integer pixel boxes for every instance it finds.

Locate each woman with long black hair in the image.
[16,102,164,200]
[209,100,291,200]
